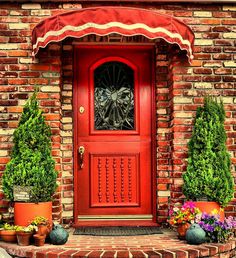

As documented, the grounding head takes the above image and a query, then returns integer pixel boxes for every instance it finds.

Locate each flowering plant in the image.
[30,216,49,226]
[1,223,18,231]
[15,225,36,233]
[198,213,236,243]
[168,202,201,226]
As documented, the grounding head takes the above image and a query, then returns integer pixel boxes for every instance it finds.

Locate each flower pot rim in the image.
[1,230,16,234]
[16,231,33,235]
[33,234,46,239]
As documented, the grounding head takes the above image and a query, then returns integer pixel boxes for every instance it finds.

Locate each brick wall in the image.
[0,2,235,224]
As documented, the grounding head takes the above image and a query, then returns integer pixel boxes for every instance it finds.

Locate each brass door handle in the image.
[78,146,85,169]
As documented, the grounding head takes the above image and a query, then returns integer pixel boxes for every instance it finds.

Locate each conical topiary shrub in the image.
[3,91,57,203]
[183,96,234,207]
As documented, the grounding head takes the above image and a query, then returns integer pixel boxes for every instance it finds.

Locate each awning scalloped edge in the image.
[32,7,195,63]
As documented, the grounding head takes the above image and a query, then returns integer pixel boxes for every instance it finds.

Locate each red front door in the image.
[74,46,154,225]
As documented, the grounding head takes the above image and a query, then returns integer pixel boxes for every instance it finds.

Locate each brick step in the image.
[0,229,235,258]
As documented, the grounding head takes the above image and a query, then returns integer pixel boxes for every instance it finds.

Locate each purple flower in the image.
[197,214,236,243]
[206,224,215,232]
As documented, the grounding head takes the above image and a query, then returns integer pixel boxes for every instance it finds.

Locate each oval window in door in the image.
[94,61,134,130]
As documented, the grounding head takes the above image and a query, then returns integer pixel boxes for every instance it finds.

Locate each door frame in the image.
[73,44,157,226]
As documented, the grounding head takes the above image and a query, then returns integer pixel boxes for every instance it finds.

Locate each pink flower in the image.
[182,201,195,210]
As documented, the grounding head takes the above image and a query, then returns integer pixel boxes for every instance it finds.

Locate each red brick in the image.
[202,76,221,82]
[21,17,42,23]
[213,53,232,60]
[8,79,28,85]
[25,251,34,258]
[18,86,34,92]
[8,50,28,57]
[222,19,236,25]
[197,247,210,257]
[3,72,18,78]
[9,64,28,71]
[0,100,18,105]
[47,249,66,258]
[116,251,130,258]
[153,250,174,258]
[215,40,233,46]
[224,47,236,53]
[223,76,236,82]
[0,30,18,36]
[7,106,23,113]
[170,249,188,258]
[44,114,60,121]
[87,251,104,257]
[202,46,221,53]
[174,11,193,17]
[212,26,231,32]
[129,251,146,257]
[193,68,212,74]
[73,251,92,258]
[30,64,51,71]
[204,245,219,256]
[36,251,47,258]
[102,251,116,257]
[0,157,10,164]
[29,78,49,85]
[0,10,8,15]
[143,251,162,257]
[0,24,7,30]
[59,250,79,257]
[0,58,17,64]
[202,32,220,39]
[20,71,40,78]
[184,76,201,82]
[19,31,31,37]
[182,248,199,258]
[202,18,221,25]
[191,25,211,32]
[9,37,27,43]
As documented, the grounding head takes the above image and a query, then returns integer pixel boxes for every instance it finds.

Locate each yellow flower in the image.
[211,209,219,215]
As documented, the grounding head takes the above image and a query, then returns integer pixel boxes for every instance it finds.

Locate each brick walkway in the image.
[0,229,235,258]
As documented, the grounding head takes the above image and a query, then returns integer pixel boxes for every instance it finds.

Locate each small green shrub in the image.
[183,96,234,207]
[3,91,57,202]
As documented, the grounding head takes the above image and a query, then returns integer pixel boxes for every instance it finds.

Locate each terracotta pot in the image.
[16,231,33,246]
[0,230,17,243]
[193,201,224,221]
[33,234,46,247]
[37,224,50,236]
[177,223,191,240]
[14,202,52,226]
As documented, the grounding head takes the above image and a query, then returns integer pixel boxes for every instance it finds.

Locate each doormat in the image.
[74,226,162,236]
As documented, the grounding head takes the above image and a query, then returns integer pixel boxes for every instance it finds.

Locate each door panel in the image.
[90,153,139,207]
[74,46,153,224]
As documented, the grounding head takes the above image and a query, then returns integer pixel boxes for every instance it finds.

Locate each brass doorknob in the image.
[78,146,85,169]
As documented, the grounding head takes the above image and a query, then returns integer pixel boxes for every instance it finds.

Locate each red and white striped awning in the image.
[32,7,194,62]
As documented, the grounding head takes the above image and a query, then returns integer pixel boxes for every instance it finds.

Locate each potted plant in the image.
[31,216,50,236]
[198,213,236,243]
[182,96,234,219]
[168,202,200,239]
[2,91,58,226]
[0,223,17,243]
[15,225,35,246]
[33,233,46,247]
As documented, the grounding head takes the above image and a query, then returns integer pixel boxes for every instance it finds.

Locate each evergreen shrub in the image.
[3,91,57,202]
[183,96,234,207]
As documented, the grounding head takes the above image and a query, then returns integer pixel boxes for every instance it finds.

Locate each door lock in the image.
[78,146,85,169]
